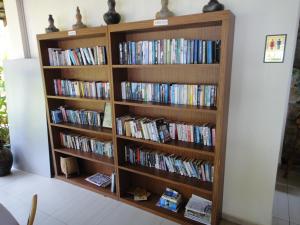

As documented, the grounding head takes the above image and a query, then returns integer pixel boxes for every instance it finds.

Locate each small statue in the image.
[103,0,121,25]
[156,0,174,19]
[72,7,87,29]
[45,15,59,33]
[203,0,224,13]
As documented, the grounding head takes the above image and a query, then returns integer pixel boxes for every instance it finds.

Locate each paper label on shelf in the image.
[68,30,77,36]
[153,19,168,26]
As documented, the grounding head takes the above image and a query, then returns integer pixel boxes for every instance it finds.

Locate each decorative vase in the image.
[155,0,174,19]
[0,144,13,177]
[202,0,224,13]
[103,0,121,25]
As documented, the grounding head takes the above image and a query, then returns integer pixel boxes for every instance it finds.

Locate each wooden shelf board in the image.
[47,95,110,103]
[56,175,117,199]
[50,122,112,136]
[114,100,217,114]
[54,148,114,167]
[119,164,212,195]
[117,135,215,158]
[112,64,219,69]
[120,194,206,225]
[43,65,108,69]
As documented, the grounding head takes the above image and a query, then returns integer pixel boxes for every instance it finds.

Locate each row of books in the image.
[124,145,214,182]
[119,39,221,65]
[121,82,217,107]
[116,116,216,147]
[51,106,103,128]
[48,46,107,66]
[53,79,110,99]
[60,132,113,158]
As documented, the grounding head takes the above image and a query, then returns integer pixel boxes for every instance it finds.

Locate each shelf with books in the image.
[47,95,110,103]
[120,194,202,225]
[50,122,112,137]
[56,174,117,199]
[116,135,215,158]
[112,64,220,69]
[54,148,114,167]
[43,65,109,69]
[114,100,217,114]
[119,164,212,195]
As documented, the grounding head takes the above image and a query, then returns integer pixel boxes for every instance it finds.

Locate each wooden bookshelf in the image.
[38,11,234,225]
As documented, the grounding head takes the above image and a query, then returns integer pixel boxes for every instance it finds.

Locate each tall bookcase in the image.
[37,10,234,225]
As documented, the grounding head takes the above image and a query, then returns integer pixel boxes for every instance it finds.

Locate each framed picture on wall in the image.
[264,34,287,63]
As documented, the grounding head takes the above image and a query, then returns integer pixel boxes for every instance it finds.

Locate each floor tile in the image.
[288,186,300,224]
[272,190,289,220]
[272,217,290,225]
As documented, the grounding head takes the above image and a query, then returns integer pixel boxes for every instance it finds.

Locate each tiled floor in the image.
[0,169,238,225]
[272,169,300,225]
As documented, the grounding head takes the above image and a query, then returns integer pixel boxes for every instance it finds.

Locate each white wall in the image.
[4,0,300,224]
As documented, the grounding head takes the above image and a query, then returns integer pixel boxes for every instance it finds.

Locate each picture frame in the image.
[264,34,287,63]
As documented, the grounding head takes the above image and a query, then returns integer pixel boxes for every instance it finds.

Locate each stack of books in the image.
[60,132,114,158]
[48,46,107,66]
[53,79,110,99]
[51,106,103,128]
[156,188,182,212]
[116,116,216,147]
[121,82,217,107]
[124,145,214,182]
[127,187,151,201]
[119,39,221,65]
[184,195,212,225]
[85,173,111,187]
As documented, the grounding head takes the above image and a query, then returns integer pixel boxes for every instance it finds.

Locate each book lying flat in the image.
[85,173,111,187]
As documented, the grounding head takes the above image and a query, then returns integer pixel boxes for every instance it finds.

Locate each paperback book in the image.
[85,173,111,187]
[156,188,182,213]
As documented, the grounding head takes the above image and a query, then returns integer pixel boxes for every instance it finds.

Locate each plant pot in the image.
[0,144,13,176]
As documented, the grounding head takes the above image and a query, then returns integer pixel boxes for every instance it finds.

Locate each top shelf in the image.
[112,64,220,69]
[43,65,109,69]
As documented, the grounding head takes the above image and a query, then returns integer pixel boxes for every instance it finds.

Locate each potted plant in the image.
[0,66,12,176]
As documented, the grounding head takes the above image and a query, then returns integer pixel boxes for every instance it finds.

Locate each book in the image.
[156,188,182,212]
[184,195,212,225]
[102,103,112,128]
[111,172,116,193]
[85,173,111,187]
[127,187,151,201]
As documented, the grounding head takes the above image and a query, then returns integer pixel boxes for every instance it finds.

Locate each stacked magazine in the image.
[85,173,111,188]
[156,188,182,212]
[184,194,212,225]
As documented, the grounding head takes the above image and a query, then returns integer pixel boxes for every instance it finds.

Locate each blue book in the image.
[207,40,213,64]
[187,41,191,64]
[193,40,198,64]
[198,40,203,64]
[131,42,136,65]
[190,40,194,64]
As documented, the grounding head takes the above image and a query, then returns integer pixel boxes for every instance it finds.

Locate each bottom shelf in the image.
[120,194,207,225]
[56,174,117,199]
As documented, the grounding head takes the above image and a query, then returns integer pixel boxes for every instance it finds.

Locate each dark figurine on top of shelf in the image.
[202,0,224,13]
[156,0,174,19]
[72,6,87,29]
[103,0,121,25]
[45,14,59,33]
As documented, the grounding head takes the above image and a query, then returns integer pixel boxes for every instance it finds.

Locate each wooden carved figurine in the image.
[155,0,174,19]
[72,6,87,29]
[103,0,121,25]
[203,0,224,13]
[45,15,59,33]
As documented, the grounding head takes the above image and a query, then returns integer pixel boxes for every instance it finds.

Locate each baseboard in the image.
[222,213,260,225]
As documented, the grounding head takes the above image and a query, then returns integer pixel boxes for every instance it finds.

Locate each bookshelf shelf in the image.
[47,95,110,103]
[119,164,212,195]
[43,65,109,69]
[54,148,114,167]
[38,11,234,225]
[120,194,199,225]
[50,123,112,137]
[56,175,117,199]
[114,100,217,114]
[117,135,215,157]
